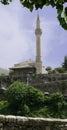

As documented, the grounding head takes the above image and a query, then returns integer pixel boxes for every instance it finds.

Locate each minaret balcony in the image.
[35,28,42,35]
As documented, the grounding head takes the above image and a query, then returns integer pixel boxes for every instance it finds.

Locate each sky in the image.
[0,0,67,70]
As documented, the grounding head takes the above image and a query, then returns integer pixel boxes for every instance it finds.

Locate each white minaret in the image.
[35,15,43,74]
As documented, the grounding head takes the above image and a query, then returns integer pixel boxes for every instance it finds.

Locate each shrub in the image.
[0,88,6,100]
[44,93,67,118]
[5,81,44,115]
[0,100,9,114]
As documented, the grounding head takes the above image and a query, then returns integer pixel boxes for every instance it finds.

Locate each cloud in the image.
[0,1,32,69]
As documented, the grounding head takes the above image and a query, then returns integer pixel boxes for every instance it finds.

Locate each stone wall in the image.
[29,74,67,96]
[0,74,67,96]
[0,115,67,130]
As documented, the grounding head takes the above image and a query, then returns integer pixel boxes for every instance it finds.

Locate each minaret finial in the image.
[36,14,40,29]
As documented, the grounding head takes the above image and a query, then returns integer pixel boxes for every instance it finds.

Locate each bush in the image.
[5,82,27,109]
[0,100,9,114]
[24,85,44,109]
[0,82,67,118]
[0,88,6,100]
[5,81,44,115]
[17,104,30,116]
[44,93,67,118]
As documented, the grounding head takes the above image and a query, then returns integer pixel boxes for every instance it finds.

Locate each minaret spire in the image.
[35,15,43,74]
[36,14,40,28]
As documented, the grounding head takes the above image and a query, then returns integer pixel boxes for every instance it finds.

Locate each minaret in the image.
[35,15,43,74]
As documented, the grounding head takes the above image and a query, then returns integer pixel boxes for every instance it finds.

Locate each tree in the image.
[0,0,67,30]
[44,92,67,118]
[54,67,65,73]
[62,55,67,70]
[46,66,52,74]
[5,81,44,115]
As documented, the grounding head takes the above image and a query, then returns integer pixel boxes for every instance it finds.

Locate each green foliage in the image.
[52,55,67,73]
[0,100,9,114]
[46,56,67,74]
[0,81,67,118]
[0,0,12,4]
[46,66,52,74]
[46,67,65,74]
[0,100,7,110]
[0,88,6,100]
[5,81,44,115]
[54,67,65,73]
[45,55,67,74]
[24,85,44,109]
[0,88,5,95]
[0,0,67,30]
[6,82,27,108]
[62,55,67,70]
[43,92,67,118]
[17,104,30,116]
[0,75,11,86]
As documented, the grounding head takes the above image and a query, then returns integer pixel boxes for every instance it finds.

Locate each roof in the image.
[10,59,36,70]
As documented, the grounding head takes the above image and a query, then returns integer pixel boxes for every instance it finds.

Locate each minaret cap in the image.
[36,14,40,29]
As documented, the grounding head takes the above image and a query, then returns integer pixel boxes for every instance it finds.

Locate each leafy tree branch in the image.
[0,0,67,30]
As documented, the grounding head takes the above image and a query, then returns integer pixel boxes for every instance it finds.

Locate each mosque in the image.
[10,15,45,76]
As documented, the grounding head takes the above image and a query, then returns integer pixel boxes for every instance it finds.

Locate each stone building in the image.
[10,15,44,76]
